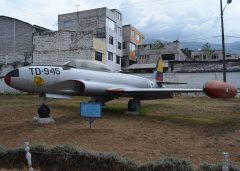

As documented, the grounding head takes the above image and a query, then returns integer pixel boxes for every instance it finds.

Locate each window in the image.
[121,56,126,67]
[106,17,115,31]
[123,42,126,49]
[162,54,175,60]
[64,20,72,28]
[129,43,136,51]
[95,52,102,61]
[118,42,121,50]
[117,27,122,36]
[116,56,120,64]
[109,35,114,45]
[131,30,135,38]
[117,12,122,21]
[108,52,113,61]
[137,34,141,41]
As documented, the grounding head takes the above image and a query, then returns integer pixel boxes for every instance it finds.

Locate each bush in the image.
[139,157,194,171]
[1,144,239,171]
[199,163,240,171]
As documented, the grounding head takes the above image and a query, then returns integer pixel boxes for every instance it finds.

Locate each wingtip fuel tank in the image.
[203,80,237,98]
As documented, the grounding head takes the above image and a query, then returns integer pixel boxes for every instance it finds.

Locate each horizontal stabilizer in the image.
[156,81,187,85]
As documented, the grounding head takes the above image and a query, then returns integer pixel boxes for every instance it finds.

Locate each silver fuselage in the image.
[9,66,156,96]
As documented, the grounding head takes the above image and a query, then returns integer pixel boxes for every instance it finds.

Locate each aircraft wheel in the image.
[38,104,50,118]
[128,99,137,111]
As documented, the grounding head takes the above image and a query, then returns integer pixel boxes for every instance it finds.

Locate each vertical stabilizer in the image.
[155,58,163,82]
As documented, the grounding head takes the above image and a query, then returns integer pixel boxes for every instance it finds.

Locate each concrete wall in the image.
[58,8,106,33]
[33,31,99,65]
[171,60,240,73]
[132,72,240,89]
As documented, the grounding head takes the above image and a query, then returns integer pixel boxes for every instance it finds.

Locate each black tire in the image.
[128,99,136,111]
[38,104,50,118]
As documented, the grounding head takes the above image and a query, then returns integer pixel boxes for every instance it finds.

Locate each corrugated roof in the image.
[0,15,32,26]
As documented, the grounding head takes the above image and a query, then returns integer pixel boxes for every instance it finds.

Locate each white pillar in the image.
[23,142,34,171]
[222,152,229,171]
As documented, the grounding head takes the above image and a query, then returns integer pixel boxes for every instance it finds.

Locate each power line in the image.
[179,34,240,43]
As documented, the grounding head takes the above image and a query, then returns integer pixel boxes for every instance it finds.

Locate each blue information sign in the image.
[80,102,102,118]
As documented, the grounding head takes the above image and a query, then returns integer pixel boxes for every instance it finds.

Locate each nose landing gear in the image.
[32,93,55,124]
[38,94,50,118]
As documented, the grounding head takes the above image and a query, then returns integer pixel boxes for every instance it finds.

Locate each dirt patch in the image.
[0,95,240,167]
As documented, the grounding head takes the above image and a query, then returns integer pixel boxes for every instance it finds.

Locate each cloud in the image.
[1,0,240,43]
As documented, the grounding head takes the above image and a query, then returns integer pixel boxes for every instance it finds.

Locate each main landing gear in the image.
[126,98,141,115]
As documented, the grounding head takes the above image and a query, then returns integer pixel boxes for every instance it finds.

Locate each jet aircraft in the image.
[4,59,237,118]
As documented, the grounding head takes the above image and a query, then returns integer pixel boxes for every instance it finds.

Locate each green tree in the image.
[151,40,164,49]
[181,48,192,59]
[202,42,214,61]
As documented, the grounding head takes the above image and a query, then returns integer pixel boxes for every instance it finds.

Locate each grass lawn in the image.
[0,94,240,167]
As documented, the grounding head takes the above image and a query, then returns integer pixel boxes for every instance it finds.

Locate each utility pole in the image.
[75,5,81,30]
[220,0,232,82]
[75,5,81,12]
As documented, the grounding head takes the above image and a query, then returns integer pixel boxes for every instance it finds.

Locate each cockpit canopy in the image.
[63,59,114,72]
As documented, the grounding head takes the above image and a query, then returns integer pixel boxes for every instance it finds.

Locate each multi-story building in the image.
[191,50,240,61]
[122,24,144,68]
[58,7,123,71]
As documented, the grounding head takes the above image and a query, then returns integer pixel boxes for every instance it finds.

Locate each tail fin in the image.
[155,58,187,85]
[155,58,164,82]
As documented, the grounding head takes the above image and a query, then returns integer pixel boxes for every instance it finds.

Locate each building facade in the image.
[136,41,186,70]
[191,50,240,61]
[122,24,144,68]
[58,7,122,71]
[33,31,106,65]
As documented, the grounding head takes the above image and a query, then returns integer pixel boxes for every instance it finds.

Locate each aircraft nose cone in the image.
[4,74,11,85]
[4,69,19,86]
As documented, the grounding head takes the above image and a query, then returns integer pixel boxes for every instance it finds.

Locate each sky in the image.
[1,0,240,43]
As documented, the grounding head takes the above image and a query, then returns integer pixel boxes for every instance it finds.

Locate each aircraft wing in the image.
[106,87,203,99]
[106,87,202,93]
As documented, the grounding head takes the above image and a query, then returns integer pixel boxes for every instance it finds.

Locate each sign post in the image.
[80,102,102,128]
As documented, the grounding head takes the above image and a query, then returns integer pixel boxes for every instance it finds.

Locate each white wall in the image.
[132,72,240,89]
